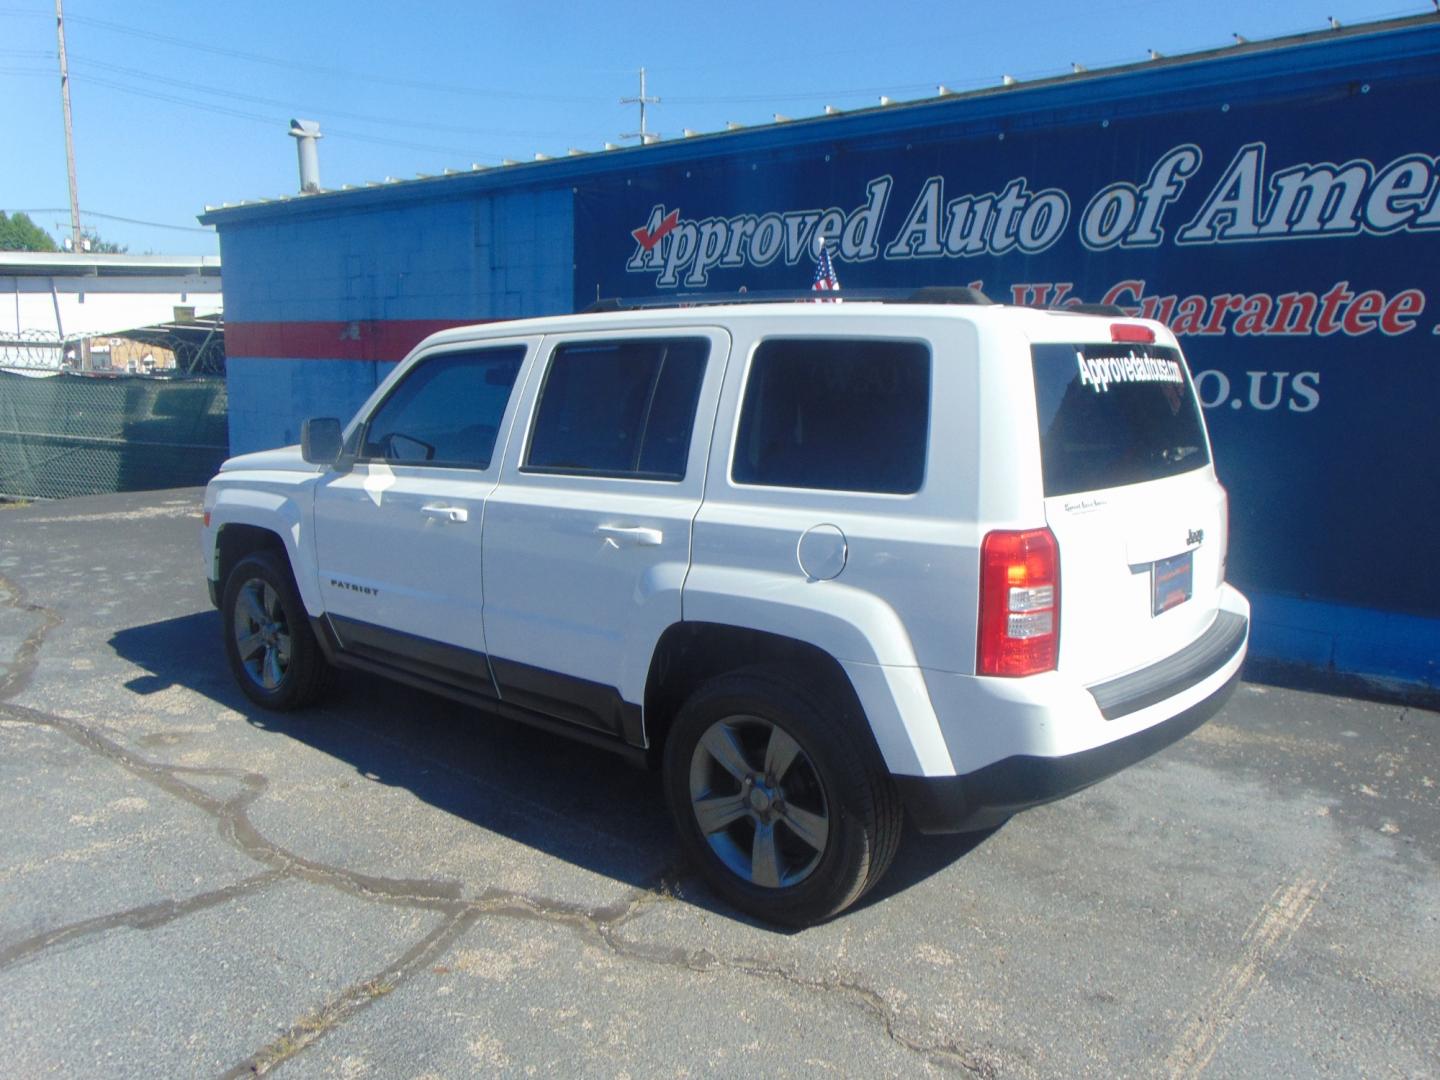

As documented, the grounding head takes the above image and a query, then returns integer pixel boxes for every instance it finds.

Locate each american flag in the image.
[811,239,840,297]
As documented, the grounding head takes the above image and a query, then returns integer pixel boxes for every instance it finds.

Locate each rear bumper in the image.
[898,666,1241,833]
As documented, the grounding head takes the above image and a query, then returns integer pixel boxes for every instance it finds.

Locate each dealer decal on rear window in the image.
[1076,349,1184,394]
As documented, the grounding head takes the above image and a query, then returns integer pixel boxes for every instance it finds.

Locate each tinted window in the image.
[361,346,524,468]
[733,339,930,494]
[526,338,708,481]
[1031,342,1210,497]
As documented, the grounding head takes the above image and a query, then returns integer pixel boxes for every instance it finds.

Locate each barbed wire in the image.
[0,329,65,370]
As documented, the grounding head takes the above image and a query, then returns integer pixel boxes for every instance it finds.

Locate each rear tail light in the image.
[1111,322,1156,343]
[978,527,1060,676]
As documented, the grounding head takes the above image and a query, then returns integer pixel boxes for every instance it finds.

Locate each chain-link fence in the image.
[0,371,228,500]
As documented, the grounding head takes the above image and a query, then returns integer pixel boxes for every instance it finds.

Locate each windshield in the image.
[1031,342,1210,497]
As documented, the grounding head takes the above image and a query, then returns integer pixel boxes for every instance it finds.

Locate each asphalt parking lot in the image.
[1,488,1436,1078]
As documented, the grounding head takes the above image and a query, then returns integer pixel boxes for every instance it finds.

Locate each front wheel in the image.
[663,669,902,926]
[222,551,329,711]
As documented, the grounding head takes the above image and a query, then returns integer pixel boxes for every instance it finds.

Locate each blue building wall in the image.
[219,188,573,450]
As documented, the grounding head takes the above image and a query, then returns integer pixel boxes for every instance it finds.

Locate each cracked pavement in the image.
[1,488,1436,1078]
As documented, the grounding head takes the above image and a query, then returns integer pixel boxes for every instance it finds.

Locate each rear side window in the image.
[1031,343,1210,497]
[733,339,930,494]
[525,338,708,481]
[360,346,524,468]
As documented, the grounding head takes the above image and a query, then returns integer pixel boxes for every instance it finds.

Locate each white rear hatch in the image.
[1028,324,1227,686]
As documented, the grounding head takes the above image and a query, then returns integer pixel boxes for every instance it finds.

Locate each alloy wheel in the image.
[688,715,831,888]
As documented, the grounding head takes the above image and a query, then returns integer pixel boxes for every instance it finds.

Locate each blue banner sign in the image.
[574,64,1440,620]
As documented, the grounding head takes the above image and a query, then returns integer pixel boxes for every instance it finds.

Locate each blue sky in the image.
[1,0,1432,254]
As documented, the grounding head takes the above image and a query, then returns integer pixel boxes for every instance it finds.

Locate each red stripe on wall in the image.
[228,319,494,362]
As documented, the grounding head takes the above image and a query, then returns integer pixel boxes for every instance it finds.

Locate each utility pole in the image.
[55,0,90,369]
[621,67,660,144]
[55,0,81,252]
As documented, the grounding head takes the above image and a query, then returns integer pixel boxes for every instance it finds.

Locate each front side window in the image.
[733,338,931,494]
[525,338,708,481]
[360,346,525,469]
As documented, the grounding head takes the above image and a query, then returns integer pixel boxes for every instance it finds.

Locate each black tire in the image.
[663,667,903,927]
[222,551,330,711]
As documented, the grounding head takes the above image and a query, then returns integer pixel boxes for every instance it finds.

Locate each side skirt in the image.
[311,616,649,767]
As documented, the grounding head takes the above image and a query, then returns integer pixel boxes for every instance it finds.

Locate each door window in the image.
[360,346,525,469]
[524,338,709,481]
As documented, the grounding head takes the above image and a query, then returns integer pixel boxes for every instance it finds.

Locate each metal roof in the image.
[0,252,222,278]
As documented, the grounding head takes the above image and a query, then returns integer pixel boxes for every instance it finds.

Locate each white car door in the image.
[481,328,730,743]
[311,339,537,698]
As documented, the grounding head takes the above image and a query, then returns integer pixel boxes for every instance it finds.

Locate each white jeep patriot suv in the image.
[202,288,1248,925]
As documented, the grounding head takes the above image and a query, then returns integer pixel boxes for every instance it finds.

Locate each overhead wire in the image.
[4,3,1439,119]
[3,65,491,158]
[28,10,604,104]
[61,54,594,141]
[9,208,213,234]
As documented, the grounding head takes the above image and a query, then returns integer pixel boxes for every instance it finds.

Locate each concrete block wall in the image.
[220,186,573,453]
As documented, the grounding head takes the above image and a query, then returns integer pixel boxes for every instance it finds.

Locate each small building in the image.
[0,254,228,500]
[0,252,222,371]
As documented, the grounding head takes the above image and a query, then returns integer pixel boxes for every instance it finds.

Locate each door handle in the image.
[421,503,469,523]
[596,524,663,547]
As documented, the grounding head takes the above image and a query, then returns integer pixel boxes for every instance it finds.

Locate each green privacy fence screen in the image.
[0,372,229,500]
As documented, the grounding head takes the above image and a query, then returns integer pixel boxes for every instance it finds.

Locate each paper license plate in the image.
[1152,551,1193,616]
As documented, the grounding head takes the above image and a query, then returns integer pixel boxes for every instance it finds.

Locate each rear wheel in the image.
[222,551,329,710]
[663,669,902,926]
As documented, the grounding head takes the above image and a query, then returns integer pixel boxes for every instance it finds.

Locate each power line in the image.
[1,64,509,159]
[9,208,212,234]
[63,54,593,141]
[32,10,603,104]
[56,70,491,158]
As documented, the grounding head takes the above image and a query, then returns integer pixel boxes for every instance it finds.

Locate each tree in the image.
[0,212,58,252]
[0,213,128,253]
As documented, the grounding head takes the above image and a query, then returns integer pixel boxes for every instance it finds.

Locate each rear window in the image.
[1031,343,1210,497]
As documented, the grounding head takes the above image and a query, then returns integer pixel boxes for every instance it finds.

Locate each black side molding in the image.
[312,614,647,750]
[1088,610,1248,720]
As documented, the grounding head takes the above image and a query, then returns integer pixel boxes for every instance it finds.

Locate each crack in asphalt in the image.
[218,908,484,1079]
[0,870,288,971]
[0,574,989,1077]
[0,574,63,701]
[593,932,1000,1077]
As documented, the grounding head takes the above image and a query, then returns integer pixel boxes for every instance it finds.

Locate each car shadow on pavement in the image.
[110,610,993,926]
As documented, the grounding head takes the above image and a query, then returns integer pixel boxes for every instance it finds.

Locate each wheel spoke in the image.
[700,724,752,782]
[262,646,284,689]
[778,803,829,853]
[262,584,281,620]
[274,632,292,664]
[238,588,266,628]
[751,821,782,888]
[692,793,749,835]
[763,726,803,782]
[235,631,266,660]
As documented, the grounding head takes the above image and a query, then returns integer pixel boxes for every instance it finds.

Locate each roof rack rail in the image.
[582,286,993,314]
[1058,302,1129,316]
[907,285,992,306]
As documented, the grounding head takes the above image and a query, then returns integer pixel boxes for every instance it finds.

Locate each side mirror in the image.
[301,417,344,465]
